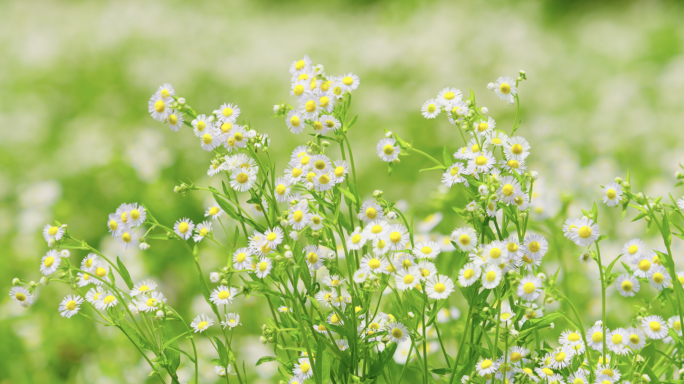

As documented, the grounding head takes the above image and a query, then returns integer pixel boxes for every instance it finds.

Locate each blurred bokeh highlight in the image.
[2,0,684,383]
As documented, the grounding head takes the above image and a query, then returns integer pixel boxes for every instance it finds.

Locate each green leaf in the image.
[147,234,170,240]
[631,212,648,222]
[214,337,229,367]
[346,115,358,130]
[518,312,563,341]
[255,356,280,366]
[661,211,672,248]
[367,342,397,380]
[604,254,623,277]
[162,321,181,373]
[443,146,451,167]
[116,256,134,290]
[388,162,394,176]
[120,322,153,351]
[419,165,446,173]
[337,187,357,204]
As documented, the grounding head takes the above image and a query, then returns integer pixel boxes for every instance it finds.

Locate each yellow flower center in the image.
[507,243,518,252]
[209,207,220,216]
[403,274,414,284]
[258,262,268,272]
[196,121,206,132]
[66,301,78,311]
[391,328,403,338]
[478,122,488,132]
[568,332,580,342]
[318,174,330,184]
[402,259,412,268]
[523,282,535,294]
[649,321,661,331]
[383,144,394,155]
[628,245,638,254]
[475,155,487,166]
[481,359,492,369]
[15,292,26,301]
[319,96,329,107]
[266,233,277,242]
[444,91,455,100]
[295,60,305,70]
[486,271,496,282]
[335,166,344,176]
[427,104,436,113]
[352,234,362,244]
[369,258,381,269]
[312,216,321,225]
[307,252,318,264]
[434,282,446,293]
[343,76,354,86]
[96,267,107,278]
[421,246,432,255]
[154,100,165,113]
[499,83,511,94]
[459,234,470,245]
[236,173,249,184]
[592,332,603,342]
[511,143,523,155]
[578,226,592,239]
[48,226,59,236]
[330,314,341,324]
[44,256,55,267]
[450,167,459,176]
[555,352,566,362]
[305,100,316,112]
[366,207,377,220]
[178,222,189,233]
[502,184,514,196]
[103,295,115,304]
[464,269,475,279]
[542,368,553,376]
[139,285,149,292]
[606,188,617,199]
[510,352,521,361]
[389,231,402,243]
[292,167,303,177]
[234,132,243,142]
[293,211,303,222]
[222,107,233,117]
[612,333,622,344]
[528,241,540,252]
[490,248,502,259]
[638,260,651,271]
[121,232,131,243]
[629,334,640,343]
[653,273,664,284]
[202,134,212,144]
[198,321,208,330]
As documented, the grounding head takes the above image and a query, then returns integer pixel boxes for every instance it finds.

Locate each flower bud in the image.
[481,107,488,114]
[280,220,288,227]
[373,190,383,197]
[210,272,220,283]
[259,336,267,344]
[273,105,280,113]
[614,177,623,184]
[177,97,186,105]
[220,279,228,286]
[487,83,495,90]
[549,322,555,329]
[531,171,539,180]
[387,212,397,220]
[59,250,70,258]
[284,251,293,259]
[174,186,181,193]
[12,278,20,286]
[156,310,165,319]
[408,312,415,319]
[139,242,150,251]
[47,238,56,247]
[40,277,48,286]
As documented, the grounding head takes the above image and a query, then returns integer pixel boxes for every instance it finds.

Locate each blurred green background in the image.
[2,0,684,383]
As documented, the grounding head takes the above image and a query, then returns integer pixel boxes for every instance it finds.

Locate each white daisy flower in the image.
[387,322,410,344]
[413,241,440,259]
[360,254,387,275]
[155,83,175,100]
[130,279,157,297]
[602,182,623,207]
[332,160,349,183]
[216,103,240,124]
[304,246,324,271]
[148,94,171,121]
[469,151,496,173]
[387,224,409,251]
[436,87,462,108]
[359,201,384,223]
[191,114,212,137]
[116,226,139,250]
[230,170,256,192]
[223,125,248,151]
[492,76,517,103]
[508,346,529,364]
[286,109,305,134]
[193,221,212,242]
[517,275,543,302]
[255,257,273,279]
[426,275,454,300]
[418,261,438,282]
[504,136,531,162]
[273,178,292,203]
[475,358,499,376]
[96,293,118,310]
[626,327,646,350]
[648,265,671,290]
[289,55,312,76]
[363,220,389,241]
[167,109,184,132]
[200,130,220,151]
[615,274,639,297]
[293,358,314,381]
[458,263,481,287]
[205,204,224,220]
[40,250,61,276]
[221,313,241,329]
[482,241,506,265]
[138,291,166,313]
[395,267,420,291]
[190,314,214,333]
[442,163,468,188]
[569,218,600,247]
[549,346,574,369]
[43,223,65,244]
[263,227,284,249]
[523,233,548,260]
[668,316,682,336]
[320,114,341,133]
[173,218,195,240]
[634,255,654,278]
[586,324,606,351]
[481,265,503,290]
[210,285,236,306]
[451,227,478,252]
[607,328,630,355]
[308,213,324,230]
[372,238,390,256]
[421,98,441,119]
[9,286,33,307]
[347,228,367,251]
[622,238,646,263]
[59,294,84,318]
[106,213,120,235]
[233,248,253,270]
[497,176,522,205]
[376,137,401,162]
[340,73,360,92]
[313,171,335,191]
[323,275,345,288]
[500,158,527,174]
[473,117,496,136]
[81,252,99,272]
[353,270,368,284]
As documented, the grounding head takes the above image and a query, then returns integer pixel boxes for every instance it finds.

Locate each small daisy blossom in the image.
[174,218,195,240]
[387,322,410,343]
[255,257,273,279]
[191,314,214,333]
[9,286,33,307]
[481,265,503,289]
[648,265,671,290]
[359,201,384,223]
[622,238,646,263]
[130,279,158,296]
[451,227,478,252]
[205,204,224,220]
[615,274,639,297]
[193,221,212,242]
[376,138,401,162]
[395,267,421,291]
[587,324,606,351]
[210,285,236,306]
[221,313,241,329]
[421,98,441,119]
[43,223,65,244]
[59,294,84,318]
[425,275,454,300]
[476,357,500,376]
[626,327,646,350]
[40,250,62,276]
[458,263,481,287]
[568,217,600,247]
[492,76,517,103]
[602,181,623,207]
[517,274,543,302]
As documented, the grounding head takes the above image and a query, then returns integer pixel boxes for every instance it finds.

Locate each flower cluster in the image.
[9,57,684,384]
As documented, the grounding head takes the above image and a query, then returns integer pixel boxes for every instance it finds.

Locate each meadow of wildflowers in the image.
[3,1,684,384]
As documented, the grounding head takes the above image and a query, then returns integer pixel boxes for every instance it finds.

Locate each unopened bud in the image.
[12,278,20,286]
[40,277,48,286]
